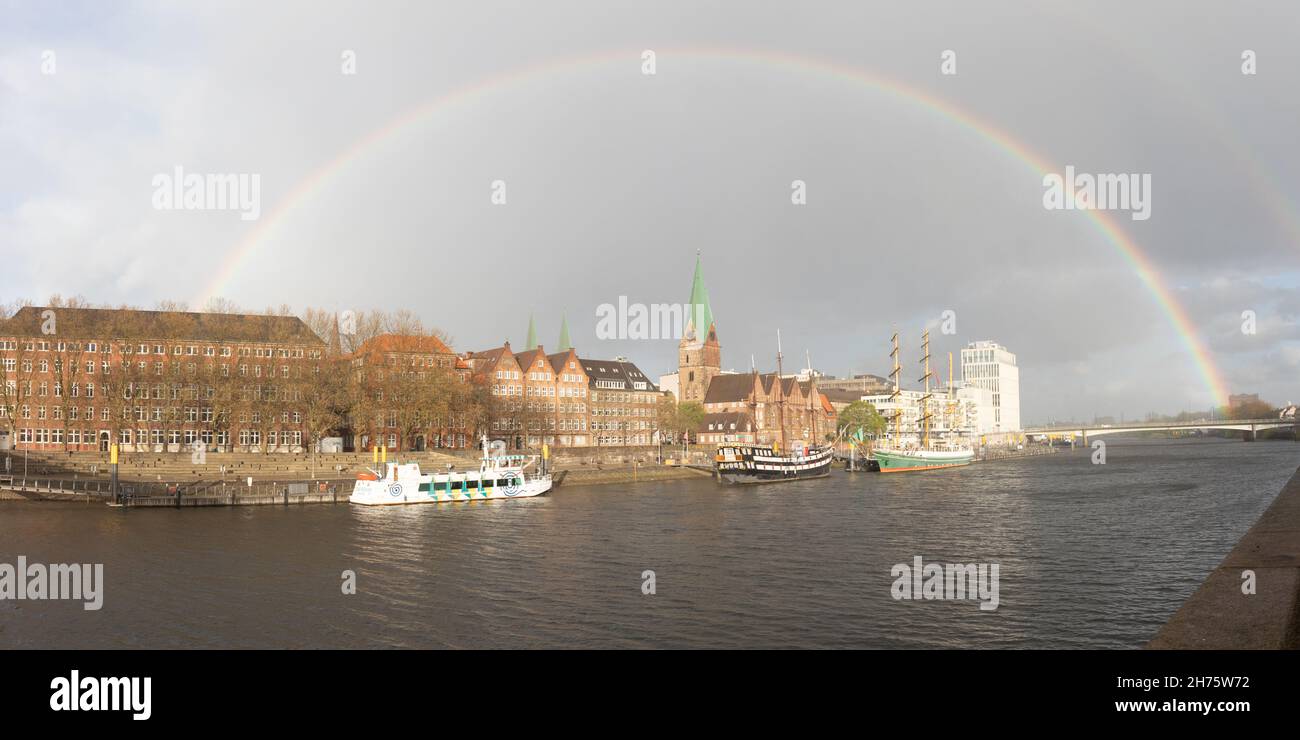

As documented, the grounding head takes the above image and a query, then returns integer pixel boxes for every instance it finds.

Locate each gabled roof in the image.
[700,411,753,432]
[706,372,810,405]
[513,347,547,372]
[547,348,581,375]
[466,342,517,373]
[580,357,659,391]
[1,306,323,345]
[703,373,758,404]
[819,392,836,415]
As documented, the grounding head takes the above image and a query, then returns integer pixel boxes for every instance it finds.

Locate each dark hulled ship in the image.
[714,441,834,484]
[712,331,833,484]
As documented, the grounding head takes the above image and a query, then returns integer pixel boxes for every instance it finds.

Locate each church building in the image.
[662,256,836,447]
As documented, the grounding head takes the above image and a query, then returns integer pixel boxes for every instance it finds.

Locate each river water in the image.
[2,437,1297,649]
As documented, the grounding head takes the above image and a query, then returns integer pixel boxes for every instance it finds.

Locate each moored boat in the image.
[715,441,833,484]
[871,329,974,473]
[349,435,552,505]
[872,446,973,472]
[712,330,833,484]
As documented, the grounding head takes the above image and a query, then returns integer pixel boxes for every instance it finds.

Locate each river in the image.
[2,436,1296,648]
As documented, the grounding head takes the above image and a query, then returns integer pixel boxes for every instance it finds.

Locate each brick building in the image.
[582,357,660,446]
[463,341,526,448]
[465,334,658,448]
[547,346,590,447]
[347,333,473,451]
[698,372,835,447]
[0,306,325,453]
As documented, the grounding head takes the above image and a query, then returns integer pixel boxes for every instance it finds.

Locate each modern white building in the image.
[658,372,680,400]
[960,341,1021,432]
[862,385,993,443]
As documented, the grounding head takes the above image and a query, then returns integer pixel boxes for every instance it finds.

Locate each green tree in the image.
[657,397,706,443]
[838,400,886,441]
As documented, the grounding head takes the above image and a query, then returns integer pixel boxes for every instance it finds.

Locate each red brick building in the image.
[463,341,526,448]
[0,306,325,453]
[347,333,472,451]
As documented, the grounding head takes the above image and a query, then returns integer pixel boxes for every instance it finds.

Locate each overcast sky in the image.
[2,1,1299,423]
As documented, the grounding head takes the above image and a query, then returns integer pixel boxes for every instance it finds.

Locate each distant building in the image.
[821,388,869,413]
[960,340,1021,432]
[863,385,992,442]
[658,371,679,401]
[1229,393,1260,409]
[818,374,891,394]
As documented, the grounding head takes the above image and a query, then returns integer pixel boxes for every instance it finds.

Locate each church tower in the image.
[678,254,721,403]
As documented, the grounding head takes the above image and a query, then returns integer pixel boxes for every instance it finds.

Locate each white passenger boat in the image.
[349,435,552,505]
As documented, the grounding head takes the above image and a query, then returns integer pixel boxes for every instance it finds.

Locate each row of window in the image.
[3,339,319,359]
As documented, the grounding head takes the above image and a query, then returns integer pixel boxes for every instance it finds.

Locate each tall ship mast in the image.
[806,349,818,444]
[918,329,934,448]
[889,331,902,445]
[776,329,787,452]
[871,328,974,473]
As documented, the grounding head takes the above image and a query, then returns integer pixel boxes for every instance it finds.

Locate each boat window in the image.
[450,480,462,491]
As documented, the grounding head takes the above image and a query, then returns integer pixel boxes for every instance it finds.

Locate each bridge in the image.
[1022,418,1297,443]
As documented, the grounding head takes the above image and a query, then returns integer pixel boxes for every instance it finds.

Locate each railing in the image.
[1,475,353,501]
[1025,418,1293,433]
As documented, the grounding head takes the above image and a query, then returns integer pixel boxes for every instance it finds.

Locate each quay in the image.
[0,447,719,506]
[1149,465,1300,649]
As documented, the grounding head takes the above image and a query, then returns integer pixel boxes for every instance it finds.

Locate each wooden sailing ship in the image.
[713,331,833,484]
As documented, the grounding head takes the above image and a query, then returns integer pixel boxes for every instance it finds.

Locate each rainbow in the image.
[193,46,1231,406]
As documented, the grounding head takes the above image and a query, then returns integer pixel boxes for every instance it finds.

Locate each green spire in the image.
[525,314,538,350]
[557,313,571,351]
[687,252,715,339]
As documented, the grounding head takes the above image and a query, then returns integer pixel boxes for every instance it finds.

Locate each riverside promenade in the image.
[1149,465,1300,649]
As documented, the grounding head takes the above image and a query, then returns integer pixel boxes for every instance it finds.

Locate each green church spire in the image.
[557,313,572,352]
[525,314,538,350]
[687,252,715,339]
